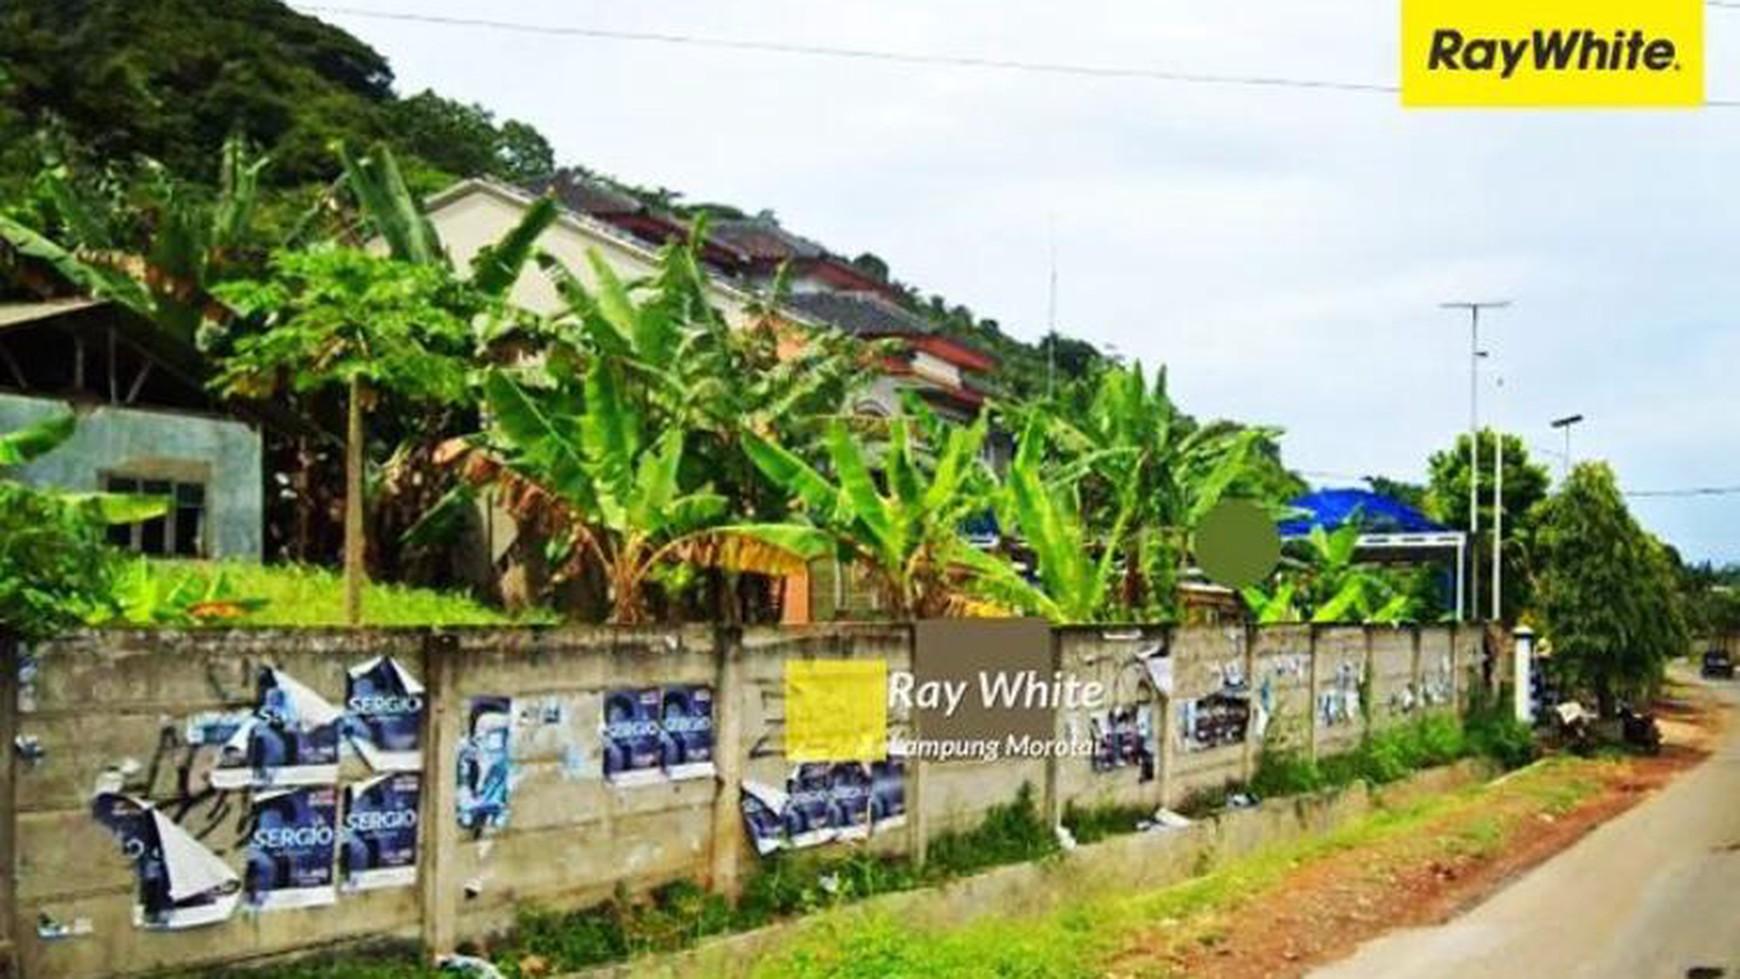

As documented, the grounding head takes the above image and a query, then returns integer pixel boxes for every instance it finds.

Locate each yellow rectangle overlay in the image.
[1401,0,1703,107]
[784,660,888,762]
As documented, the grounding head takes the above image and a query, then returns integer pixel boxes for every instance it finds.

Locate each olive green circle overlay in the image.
[1194,499,1281,590]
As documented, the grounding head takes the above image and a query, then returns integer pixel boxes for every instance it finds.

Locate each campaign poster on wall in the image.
[344,656,424,772]
[1177,692,1251,752]
[457,696,514,832]
[602,688,665,786]
[210,668,342,789]
[784,762,837,848]
[91,792,242,930]
[342,773,420,891]
[244,785,339,911]
[828,763,873,841]
[659,685,716,781]
[869,757,907,832]
[740,781,790,856]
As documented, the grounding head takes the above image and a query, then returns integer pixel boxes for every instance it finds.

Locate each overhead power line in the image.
[1625,486,1740,498]
[297,5,1740,105]
[294,6,1399,95]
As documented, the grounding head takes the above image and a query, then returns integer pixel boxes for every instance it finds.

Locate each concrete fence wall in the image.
[3,622,1495,978]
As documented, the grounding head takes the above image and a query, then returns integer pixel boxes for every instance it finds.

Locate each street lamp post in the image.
[1442,301,1509,621]
[1551,414,1585,482]
[1492,376,1505,624]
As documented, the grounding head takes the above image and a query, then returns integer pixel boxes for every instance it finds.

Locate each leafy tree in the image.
[1679,560,1740,637]
[1426,429,1551,619]
[387,91,556,186]
[214,247,475,623]
[1531,462,1689,715]
[1364,475,1428,512]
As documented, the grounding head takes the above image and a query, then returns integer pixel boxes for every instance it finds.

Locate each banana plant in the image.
[1,410,168,524]
[957,419,1135,623]
[459,363,832,624]
[743,414,994,619]
[0,135,272,344]
[1045,362,1272,619]
[1239,521,1420,624]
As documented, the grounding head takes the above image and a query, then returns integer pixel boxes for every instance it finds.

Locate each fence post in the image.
[905,625,930,868]
[1158,625,1177,810]
[1042,628,1064,829]
[1240,621,1258,786]
[419,632,462,963]
[1306,626,1321,763]
[0,632,17,975]
[1361,625,1375,739]
[708,626,746,899]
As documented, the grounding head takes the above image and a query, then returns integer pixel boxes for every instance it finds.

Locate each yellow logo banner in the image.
[1401,0,1704,107]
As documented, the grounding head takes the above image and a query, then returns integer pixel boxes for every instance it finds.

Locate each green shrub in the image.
[0,482,113,641]
[1250,746,1324,798]
[926,782,1056,876]
[1061,799,1154,844]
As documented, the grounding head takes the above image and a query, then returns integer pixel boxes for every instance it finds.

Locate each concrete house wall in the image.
[0,393,263,559]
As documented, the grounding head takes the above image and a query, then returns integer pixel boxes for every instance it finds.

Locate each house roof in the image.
[0,298,102,330]
[1279,489,1446,537]
[783,291,932,338]
[707,216,829,263]
[525,170,646,218]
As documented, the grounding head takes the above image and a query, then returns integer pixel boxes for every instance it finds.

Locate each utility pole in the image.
[1046,217,1059,400]
[1442,301,1508,621]
[1492,376,1505,624]
[1551,414,1585,483]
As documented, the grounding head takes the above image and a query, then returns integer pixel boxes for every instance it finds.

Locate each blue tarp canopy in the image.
[1278,488,1446,538]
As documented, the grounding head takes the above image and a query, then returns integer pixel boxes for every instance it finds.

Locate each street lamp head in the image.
[1551,414,1585,429]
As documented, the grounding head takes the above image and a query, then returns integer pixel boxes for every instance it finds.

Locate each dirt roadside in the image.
[1103,682,1727,979]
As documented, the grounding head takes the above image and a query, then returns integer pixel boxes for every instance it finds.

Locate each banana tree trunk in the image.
[344,375,367,626]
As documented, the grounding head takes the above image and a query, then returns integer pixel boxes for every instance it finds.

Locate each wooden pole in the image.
[344,375,367,626]
[419,633,461,961]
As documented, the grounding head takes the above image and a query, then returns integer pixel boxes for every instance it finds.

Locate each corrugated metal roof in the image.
[0,298,103,330]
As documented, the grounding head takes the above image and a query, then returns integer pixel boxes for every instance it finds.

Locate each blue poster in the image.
[784,763,836,848]
[92,792,241,930]
[740,781,789,856]
[603,688,664,786]
[869,757,907,832]
[660,685,716,781]
[344,656,424,772]
[829,763,872,841]
[342,773,420,891]
[457,696,514,832]
[211,668,342,789]
[245,785,339,911]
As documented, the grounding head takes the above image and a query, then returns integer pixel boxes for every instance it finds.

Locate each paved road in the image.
[1312,674,1740,979]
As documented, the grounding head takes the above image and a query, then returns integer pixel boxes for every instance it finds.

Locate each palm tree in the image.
[1240,522,1418,624]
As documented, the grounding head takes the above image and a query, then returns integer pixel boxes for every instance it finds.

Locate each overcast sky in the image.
[298,1,1740,562]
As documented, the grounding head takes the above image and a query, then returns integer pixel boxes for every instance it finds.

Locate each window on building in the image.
[104,475,206,557]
